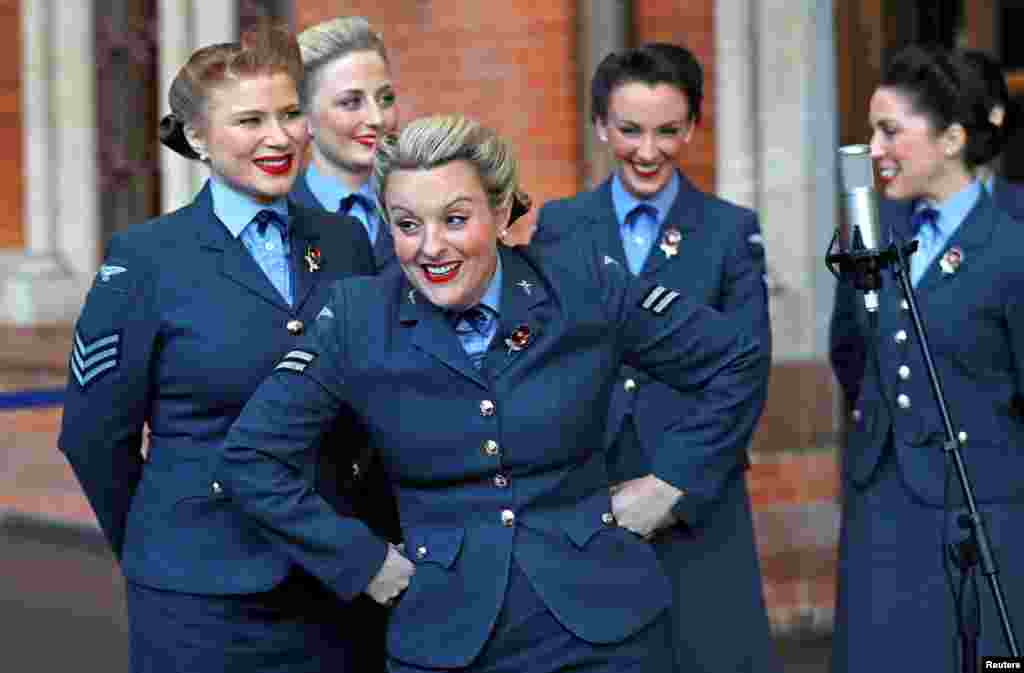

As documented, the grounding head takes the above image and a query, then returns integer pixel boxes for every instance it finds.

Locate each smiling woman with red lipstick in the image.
[57,24,381,673]
[217,114,767,673]
[290,17,400,270]
[533,43,777,673]
[829,45,1024,673]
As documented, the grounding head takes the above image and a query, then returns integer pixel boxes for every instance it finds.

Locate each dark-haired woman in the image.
[830,44,1024,672]
[534,42,777,673]
[57,26,380,673]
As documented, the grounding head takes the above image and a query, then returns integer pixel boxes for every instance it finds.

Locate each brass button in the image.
[623,378,637,392]
[897,393,911,409]
[415,545,427,560]
[852,409,862,423]
[501,509,515,526]
[286,319,304,335]
[900,299,910,311]
[493,473,509,488]
[211,481,223,495]
[898,365,910,380]
[958,430,968,444]
[351,461,361,478]
[482,439,500,457]
[480,400,495,417]
[601,512,616,526]
[894,330,908,344]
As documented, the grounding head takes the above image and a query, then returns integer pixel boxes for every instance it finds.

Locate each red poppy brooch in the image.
[939,246,962,275]
[304,245,322,273]
[659,227,682,259]
[505,324,532,354]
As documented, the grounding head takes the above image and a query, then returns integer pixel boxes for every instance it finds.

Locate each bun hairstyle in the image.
[963,49,1020,141]
[591,42,703,125]
[159,23,303,160]
[880,44,1007,169]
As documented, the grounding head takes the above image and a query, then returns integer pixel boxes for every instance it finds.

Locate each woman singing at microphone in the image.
[829,44,1024,673]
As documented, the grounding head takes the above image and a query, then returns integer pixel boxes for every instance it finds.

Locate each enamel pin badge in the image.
[304,245,322,273]
[516,280,532,295]
[659,227,682,259]
[939,246,963,275]
[505,324,532,355]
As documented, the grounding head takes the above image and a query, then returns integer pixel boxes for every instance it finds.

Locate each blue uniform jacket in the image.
[533,173,771,525]
[830,191,1024,504]
[217,235,767,669]
[290,169,397,271]
[993,174,1024,221]
[57,183,381,594]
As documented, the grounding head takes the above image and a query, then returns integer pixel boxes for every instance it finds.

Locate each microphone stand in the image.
[883,236,1019,664]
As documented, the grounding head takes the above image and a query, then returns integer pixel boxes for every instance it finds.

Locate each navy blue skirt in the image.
[127,568,387,673]
[833,444,1024,673]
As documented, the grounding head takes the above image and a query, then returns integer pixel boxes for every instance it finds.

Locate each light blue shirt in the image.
[305,162,380,245]
[911,179,980,286]
[210,177,293,305]
[611,170,680,275]
[454,256,503,365]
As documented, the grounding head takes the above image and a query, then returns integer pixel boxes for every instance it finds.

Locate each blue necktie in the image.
[253,209,287,236]
[453,306,493,369]
[909,207,940,285]
[623,204,658,275]
[339,193,378,243]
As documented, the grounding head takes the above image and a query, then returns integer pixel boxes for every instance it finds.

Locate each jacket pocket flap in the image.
[560,491,615,549]
[404,527,465,568]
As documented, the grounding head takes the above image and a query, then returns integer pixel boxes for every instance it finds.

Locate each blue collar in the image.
[477,254,503,316]
[917,179,981,239]
[610,170,680,226]
[210,176,289,239]
[305,162,377,212]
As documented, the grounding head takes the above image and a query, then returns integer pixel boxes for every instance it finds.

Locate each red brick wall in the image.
[294,1,578,244]
[0,0,22,249]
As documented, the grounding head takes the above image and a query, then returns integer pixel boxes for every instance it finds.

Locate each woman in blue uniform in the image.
[57,26,380,673]
[534,42,777,673]
[217,114,768,672]
[830,45,1024,672]
[289,16,399,269]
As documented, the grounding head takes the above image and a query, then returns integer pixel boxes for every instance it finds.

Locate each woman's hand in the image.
[365,542,414,606]
[610,474,683,539]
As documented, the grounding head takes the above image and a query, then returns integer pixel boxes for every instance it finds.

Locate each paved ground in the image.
[0,514,830,673]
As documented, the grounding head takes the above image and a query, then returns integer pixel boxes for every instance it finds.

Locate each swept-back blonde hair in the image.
[297,16,389,107]
[373,115,520,224]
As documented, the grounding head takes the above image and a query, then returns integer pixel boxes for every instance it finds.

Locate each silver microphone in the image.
[836,144,884,312]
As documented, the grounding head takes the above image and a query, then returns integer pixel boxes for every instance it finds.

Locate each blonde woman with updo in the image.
[290,16,400,270]
[218,114,767,672]
[58,25,381,673]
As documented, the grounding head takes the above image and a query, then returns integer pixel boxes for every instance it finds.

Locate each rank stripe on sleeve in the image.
[639,286,681,315]
[71,330,122,389]
[275,350,317,373]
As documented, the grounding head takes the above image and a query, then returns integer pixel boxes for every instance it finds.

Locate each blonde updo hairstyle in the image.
[159,24,303,160]
[373,114,531,229]
[296,16,390,109]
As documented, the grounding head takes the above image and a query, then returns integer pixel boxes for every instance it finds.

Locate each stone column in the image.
[0,0,98,325]
[159,0,237,213]
[577,0,630,189]
[714,1,758,210]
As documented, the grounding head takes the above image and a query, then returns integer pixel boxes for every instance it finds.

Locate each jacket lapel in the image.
[641,172,700,277]
[288,201,323,313]
[487,248,551,380]
[374,223,397,269]
[583,180,630,268]
[194,184,291,312]
[399,280,489,389]
[914,191,994,295]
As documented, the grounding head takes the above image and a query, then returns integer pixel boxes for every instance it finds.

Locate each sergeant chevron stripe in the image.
[71,330,122,389]
[275,350,317,373]
[640,285,680,315]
